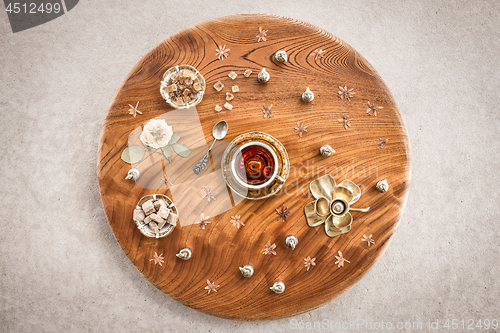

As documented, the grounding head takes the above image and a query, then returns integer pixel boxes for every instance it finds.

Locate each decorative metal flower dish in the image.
[304,174,370,238]
[221,132,289,200]
[160,64,206,109]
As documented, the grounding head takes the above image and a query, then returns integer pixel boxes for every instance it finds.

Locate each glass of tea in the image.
[231,142,279,189]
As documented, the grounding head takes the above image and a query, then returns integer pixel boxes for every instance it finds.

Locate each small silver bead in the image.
[125,168,140,180]
[239,265,254,278]
[376,179,389,193]
[270,281,285,294]
[320,145,335,157]
[257,68,270,83]
[176,248,192,260]
[275,50,288,63]
[285,235,298,250]
[302,87,314,102]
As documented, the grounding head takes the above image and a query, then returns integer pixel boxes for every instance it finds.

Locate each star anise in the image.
[128,101,142,117]
[361,234,375,247]
[256,27,268,42]
[338,86,355,101]
[262,241,277,255]
[334,251,350,268]
[378,138,388,149]
[262,105,273,118]
[159,176,173,187]
[205,280,220,294]
[215,44,230,61]
[312,49,325,60]
[149,252,164,266]
[366,101,383,116]
[294,121,308,138]
[338,114,353,129]
[275,204,291,222]
[197,213,211,230]
[202,186,218,202]
[230,215,244,229]
[304,256,316,271]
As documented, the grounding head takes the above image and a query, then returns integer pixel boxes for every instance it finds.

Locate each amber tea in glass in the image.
[234,144,276,186]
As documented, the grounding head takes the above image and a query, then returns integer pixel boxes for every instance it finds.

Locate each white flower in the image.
[140,119,173,149]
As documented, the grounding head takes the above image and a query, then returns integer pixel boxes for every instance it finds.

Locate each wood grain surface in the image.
[97,14,410,320]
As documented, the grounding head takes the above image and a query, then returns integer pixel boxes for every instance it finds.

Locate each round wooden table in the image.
[98,14,410,320]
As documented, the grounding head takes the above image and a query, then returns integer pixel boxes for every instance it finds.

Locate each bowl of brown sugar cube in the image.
[160,64,206,109]
[133,194,179,238]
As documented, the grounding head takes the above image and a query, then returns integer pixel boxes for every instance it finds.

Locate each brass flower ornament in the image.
[304,174,370,237]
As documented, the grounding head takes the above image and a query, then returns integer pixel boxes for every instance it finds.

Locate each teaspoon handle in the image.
[193,139,217,175]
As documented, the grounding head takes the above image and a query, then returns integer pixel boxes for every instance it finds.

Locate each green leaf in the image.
[168,134,181,145]
[171,143,192,157]
[163,145,172,159]
[121,145,145,164]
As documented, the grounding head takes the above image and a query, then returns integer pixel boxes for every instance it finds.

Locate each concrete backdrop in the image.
[1,0,499,332]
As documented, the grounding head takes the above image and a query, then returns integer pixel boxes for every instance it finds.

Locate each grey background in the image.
[1,0,499,332]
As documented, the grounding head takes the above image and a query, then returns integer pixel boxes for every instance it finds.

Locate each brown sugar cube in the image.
[244,69,252,77]
[183,96,191,104]
[215,105,223,112]
[154,199,167,211]
[192,82,202,92]
[157,219,167,230]
[214,81,224,91]
[170,72,179,82]
[153,201,160,210]
[166,212,179,227]
[232,85,239,93]
[177,84,185,91]
[184,78,193,86]
[142,199,155,215]
[180,69,192,78]
[175,97,184,105]
[228,71,237,80]
[226,92,234,101]
[182,89,191,96]
[133,209,145,221]
[150,213,165,225]
[157,206,171,220]
[144,215,153,225]
[149,221,159,233]
[190,93,197,99]
[224,102,233,110]
[164,84,177,93]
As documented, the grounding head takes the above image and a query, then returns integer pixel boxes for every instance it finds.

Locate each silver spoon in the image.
[193,120,228,175]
